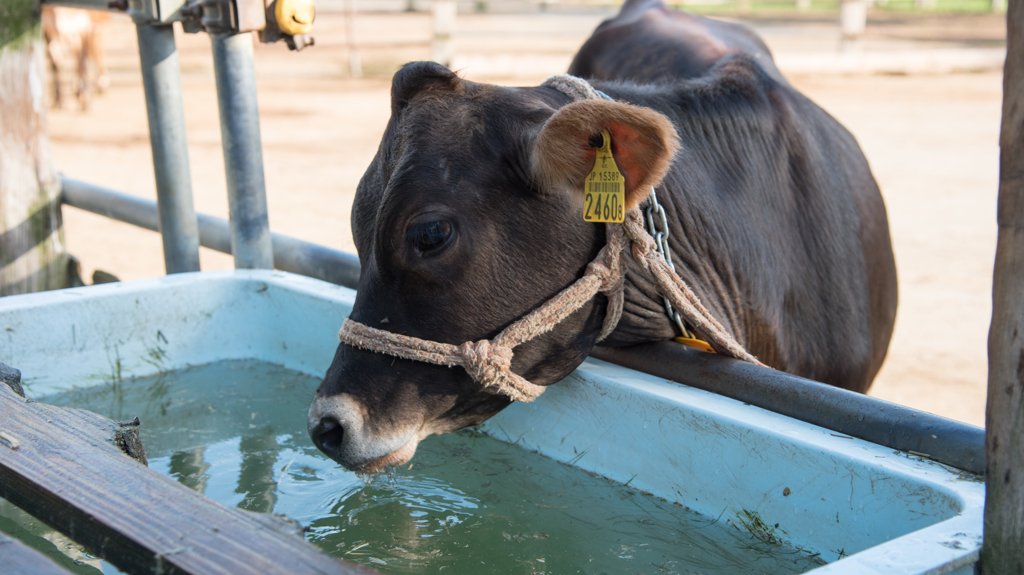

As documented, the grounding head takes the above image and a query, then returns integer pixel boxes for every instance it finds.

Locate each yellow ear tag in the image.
[583,130,625,223]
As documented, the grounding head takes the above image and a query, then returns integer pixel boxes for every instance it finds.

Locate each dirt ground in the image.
[46,7,1006,427]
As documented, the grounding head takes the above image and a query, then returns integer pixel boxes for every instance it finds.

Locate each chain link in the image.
[643,187,695,339]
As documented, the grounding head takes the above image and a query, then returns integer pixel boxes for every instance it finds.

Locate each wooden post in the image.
[344,0,362,77]
[982,1,1024,573]
[0,0,69,296]
[839,0,867,52]
[431,0,455,68]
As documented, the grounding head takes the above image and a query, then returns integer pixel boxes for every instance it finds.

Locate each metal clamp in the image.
[180,0,267,34]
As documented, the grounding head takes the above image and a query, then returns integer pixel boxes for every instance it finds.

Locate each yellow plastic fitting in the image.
[275,0,315,36]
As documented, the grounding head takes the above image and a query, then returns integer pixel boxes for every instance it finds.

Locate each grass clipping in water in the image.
[736,510,787,546]
[736,510,827,566]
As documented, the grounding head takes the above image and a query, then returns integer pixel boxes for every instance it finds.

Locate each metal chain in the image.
[643,187,695,339]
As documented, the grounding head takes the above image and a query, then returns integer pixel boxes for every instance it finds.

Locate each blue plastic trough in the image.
[0,271,984,574]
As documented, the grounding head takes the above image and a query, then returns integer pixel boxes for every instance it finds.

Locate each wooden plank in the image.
[983,0,1024,572]
[0,531,77,575]
[0,385,378,575]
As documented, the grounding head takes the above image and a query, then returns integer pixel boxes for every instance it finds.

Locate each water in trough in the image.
[1,360,826,574]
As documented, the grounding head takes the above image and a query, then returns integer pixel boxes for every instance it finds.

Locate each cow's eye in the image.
[407,221,452,254]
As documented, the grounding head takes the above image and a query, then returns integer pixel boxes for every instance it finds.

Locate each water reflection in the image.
[168,447,210,494]
[235,429,281,513]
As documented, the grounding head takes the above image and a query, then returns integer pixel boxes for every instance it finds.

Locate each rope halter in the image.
[338,75,765,404]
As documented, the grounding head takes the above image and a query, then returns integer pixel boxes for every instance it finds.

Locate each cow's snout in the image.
[307,392,421,473]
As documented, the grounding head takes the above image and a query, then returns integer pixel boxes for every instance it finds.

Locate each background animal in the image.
[41,6,110,111]
[568,0,786,83]
[307,0,898,473]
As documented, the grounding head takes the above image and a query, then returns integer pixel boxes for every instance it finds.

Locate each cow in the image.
[41,7,111,111]
[308,0,898,473]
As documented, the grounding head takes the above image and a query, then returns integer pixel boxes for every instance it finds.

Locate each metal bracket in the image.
[181,0,234,33]
[178,0,266,33]
[127,0,187,24]
[127,0,159,22]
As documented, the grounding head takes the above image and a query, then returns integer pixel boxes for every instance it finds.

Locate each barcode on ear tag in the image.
[584,130,625,223]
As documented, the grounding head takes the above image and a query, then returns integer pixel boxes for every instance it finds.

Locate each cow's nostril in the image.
[314,417,345,454]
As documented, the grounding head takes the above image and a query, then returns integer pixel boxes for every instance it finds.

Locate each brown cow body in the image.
[308,0,898,473]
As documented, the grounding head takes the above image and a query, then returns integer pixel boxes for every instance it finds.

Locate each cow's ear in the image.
[391,61,461,114]
[532,99,679,210]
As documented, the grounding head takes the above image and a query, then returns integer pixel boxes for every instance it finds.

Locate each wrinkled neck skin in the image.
[597,66,889,388]
[595,77,791,362]
[593,84,753,353]
[603,205,742,350]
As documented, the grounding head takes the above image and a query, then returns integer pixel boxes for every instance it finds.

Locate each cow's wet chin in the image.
[352,415,491,473]
[357,435,421,474]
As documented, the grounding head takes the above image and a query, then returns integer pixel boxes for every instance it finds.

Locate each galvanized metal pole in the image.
[210,32,274,270]
[136,23,202,274]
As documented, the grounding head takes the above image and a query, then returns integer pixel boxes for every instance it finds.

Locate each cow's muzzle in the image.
[307,393,421,472]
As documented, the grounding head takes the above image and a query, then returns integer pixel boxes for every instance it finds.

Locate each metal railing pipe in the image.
[136,23,202,274]
[210,32,274,270]
[60,178,361,289]
[40,0,120,10]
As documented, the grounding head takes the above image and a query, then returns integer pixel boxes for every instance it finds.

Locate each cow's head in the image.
[309,63,678,472]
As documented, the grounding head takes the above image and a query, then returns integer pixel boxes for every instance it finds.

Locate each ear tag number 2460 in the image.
[583,129,625,224]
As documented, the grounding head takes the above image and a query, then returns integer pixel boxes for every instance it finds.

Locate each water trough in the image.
[0,270,984,574]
